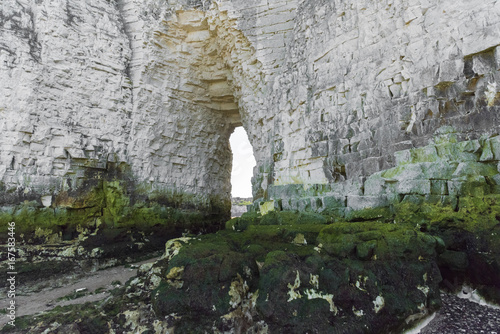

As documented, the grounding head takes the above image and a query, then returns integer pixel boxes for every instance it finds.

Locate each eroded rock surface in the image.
[2,0,500,231]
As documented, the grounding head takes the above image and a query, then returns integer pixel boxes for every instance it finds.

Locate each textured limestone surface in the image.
[1,0,131,195]
[1,0,500,223]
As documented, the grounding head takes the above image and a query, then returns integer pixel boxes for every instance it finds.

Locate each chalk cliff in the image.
[2,0,500,225]
[2,1,500,333]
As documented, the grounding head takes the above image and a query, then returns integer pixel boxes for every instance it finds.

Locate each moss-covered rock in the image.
[147,197,500,331]
[392,197,500,304]
[149,212,445,333]
[227,210,327,232]
[0,180,228,247]
[7,201,499,333]
[318,222,441,261]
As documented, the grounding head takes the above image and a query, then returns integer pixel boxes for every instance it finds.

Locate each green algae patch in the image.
[101,180,130,227]
[259,200,276,215]
[317,222,441,261]
[100,181,221,232]
[226,211,261,231]
[0,179,229,246]
[391,196,500,304]
[393,194,500,232]
[150,210,446,333]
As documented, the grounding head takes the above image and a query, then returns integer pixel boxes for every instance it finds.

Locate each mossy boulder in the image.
[392,196,500,304]
[151,212,444,333]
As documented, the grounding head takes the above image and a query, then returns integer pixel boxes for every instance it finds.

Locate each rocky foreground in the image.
[1,262,499,334]
[1,200,499,333]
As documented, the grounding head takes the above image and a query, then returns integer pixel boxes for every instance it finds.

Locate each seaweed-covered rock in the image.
[5,202,499,333]
[226,210,328,231]
[151,212,444,333]
[393,195,500,304]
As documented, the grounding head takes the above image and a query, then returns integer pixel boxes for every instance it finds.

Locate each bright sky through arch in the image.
[230,127,256,198]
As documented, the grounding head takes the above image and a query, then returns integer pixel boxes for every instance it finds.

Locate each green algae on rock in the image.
[146,204,499,332]
[147,211,444,333]
[0,179,228,245]
[392,197,500,305]
[3,203,500,333]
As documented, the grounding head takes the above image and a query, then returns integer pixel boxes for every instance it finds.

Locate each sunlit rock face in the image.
[1,0,500,226]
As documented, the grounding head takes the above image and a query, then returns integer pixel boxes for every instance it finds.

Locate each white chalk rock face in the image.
[1,0,500,217]
[0,0,132,197]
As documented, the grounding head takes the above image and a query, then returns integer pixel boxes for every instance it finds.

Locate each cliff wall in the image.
[1,0,500,230]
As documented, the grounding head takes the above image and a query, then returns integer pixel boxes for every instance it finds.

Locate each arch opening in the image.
[230,126,256,217]
[126,6,266,222]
